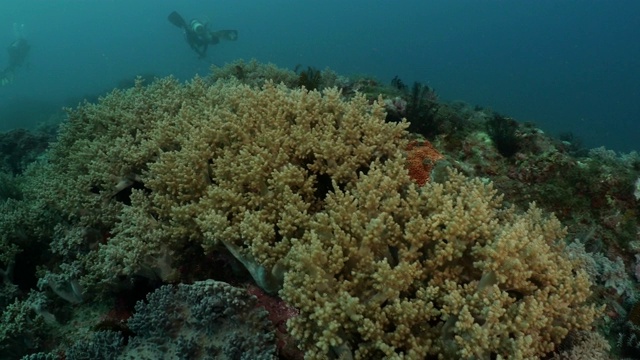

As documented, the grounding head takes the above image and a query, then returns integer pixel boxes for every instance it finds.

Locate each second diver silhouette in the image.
[0,38,30,86]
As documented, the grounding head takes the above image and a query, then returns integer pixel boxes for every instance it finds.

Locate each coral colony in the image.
[1,60,639,359]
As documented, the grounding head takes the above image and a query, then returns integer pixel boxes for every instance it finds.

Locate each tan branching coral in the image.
[282,166,601,359]
[193,80,408,291]
[41,74,408,293]
[210,58,299,88]
[30,64,601,359]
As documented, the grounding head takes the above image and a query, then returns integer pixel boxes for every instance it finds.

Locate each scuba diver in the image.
[168,11,238,59]
[0,37,30,86]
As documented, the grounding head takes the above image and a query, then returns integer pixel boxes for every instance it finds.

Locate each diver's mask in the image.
[190,20,206,35]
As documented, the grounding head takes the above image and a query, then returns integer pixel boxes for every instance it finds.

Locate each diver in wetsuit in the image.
[0,38,30,86]
[168,10,238,59]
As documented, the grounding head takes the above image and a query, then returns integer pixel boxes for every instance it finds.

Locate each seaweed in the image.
[390,75,407,91]
[486,114,521,157]
[295,65,322,91]
[405,81,442,138]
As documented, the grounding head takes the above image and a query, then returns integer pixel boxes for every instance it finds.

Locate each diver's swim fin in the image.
[168,11,187,29]
[211,30,238,41]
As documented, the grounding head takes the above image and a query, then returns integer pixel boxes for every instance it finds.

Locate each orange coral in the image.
[406,140,444,186]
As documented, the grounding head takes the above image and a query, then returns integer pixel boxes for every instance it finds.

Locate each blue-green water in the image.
[0,0,638,152]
